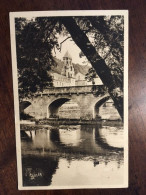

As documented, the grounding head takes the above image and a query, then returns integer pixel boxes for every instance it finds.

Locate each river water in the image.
[21,122,124,187]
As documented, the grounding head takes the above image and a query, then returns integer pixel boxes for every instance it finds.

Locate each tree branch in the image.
[57,36,72,51]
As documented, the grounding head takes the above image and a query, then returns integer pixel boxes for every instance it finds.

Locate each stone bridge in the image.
[22,85,110,120]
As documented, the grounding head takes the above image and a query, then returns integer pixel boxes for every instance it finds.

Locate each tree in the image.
[74,16,124,90]
[60,17,123,119]
[15,17,61,100]
[15,16,124,119]
[86,16,124,90]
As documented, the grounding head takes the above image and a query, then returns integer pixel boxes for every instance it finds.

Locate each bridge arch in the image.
[94,95,110,118]
[20,101,31,113]
[47,98,71,118]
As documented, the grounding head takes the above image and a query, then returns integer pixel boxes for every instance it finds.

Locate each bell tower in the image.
[63,51,74,78]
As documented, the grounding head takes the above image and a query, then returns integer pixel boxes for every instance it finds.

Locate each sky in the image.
[52,35,89,66]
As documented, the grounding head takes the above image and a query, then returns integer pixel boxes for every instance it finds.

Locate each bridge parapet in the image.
[37,85,104,96]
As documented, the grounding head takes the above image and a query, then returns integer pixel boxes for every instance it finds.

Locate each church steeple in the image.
[63,51,72,66]
[63,51,74,78]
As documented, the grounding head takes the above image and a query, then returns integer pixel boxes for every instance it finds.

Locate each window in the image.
[71,66,72,71]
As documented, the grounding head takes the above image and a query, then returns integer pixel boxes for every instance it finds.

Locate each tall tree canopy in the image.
[15,17,60,99]
[15,15,124,119]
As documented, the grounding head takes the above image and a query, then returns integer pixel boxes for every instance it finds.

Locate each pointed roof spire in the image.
[63,51,72,59]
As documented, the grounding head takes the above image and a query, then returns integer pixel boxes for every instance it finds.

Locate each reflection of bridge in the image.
[22,85,110,120]
[22,125,123,155]
[48,126,123,153]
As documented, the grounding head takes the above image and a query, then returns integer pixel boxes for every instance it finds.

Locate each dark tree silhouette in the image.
[15,17,59,100]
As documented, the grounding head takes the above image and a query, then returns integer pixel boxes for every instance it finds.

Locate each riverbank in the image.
[20,119,123,131]
[41,118,121,124]
[37,118,103,125]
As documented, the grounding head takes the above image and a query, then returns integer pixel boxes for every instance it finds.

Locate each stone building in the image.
[50,51,102,87]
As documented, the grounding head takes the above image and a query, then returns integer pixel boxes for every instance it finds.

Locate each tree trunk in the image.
[60,17,123,120]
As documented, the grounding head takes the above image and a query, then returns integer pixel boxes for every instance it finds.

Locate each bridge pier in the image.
[79,105,94,120]
[80,108,94,120]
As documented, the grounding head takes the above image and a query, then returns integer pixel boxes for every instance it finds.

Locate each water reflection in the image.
[22,156,59,186]
[94,126,123,151]
[21,123,124,186]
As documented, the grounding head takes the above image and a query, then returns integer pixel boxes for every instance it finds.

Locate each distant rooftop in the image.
[63,51,72,59]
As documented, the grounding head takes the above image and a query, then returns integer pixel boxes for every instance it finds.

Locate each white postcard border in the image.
[9,10,128,190]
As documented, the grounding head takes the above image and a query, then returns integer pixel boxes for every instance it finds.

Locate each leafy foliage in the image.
[15,17,62,100]
[75,16,124,92]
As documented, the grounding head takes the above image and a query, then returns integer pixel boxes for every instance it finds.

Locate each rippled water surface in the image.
[21,123,124,187]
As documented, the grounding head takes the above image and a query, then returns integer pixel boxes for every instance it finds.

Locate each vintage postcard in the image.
[10,10,128,190]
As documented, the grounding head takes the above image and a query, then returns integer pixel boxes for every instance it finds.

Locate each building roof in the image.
[63,51,72,59]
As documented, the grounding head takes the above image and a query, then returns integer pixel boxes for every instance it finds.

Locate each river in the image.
[21,122,124,187]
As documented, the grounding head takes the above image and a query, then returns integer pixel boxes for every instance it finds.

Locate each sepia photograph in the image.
[10,10,128,190]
